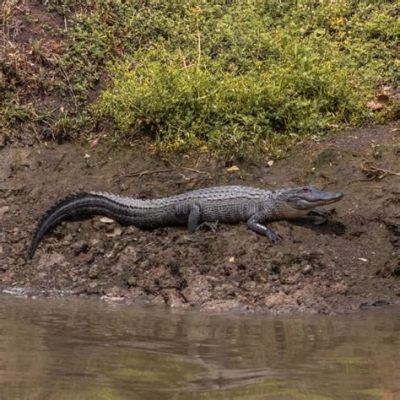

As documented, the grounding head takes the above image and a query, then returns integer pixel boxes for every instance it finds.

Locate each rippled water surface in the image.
[0,294,399,400]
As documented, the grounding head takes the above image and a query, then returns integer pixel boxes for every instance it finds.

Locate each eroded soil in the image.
[0,125,399,313]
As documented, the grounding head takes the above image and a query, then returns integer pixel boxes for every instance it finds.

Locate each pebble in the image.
[88,265,99,279]
[63,234,73,243]
[127,276,137,286]
[111,264,123,274]
[0,132,6,148]
[302,265,313,274]
[283,286,291,295]
[86,281,99,294]
[241,281,256,291]
[106,286,126,297]
[0,206,10,217]
[72,240,89,255]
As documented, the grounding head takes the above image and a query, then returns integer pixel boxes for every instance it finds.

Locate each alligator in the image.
[29,186,344,258]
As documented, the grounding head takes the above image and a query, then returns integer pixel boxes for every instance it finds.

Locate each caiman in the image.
[29,186,344,258]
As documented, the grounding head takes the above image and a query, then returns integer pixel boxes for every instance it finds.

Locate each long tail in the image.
[29,192,134,259]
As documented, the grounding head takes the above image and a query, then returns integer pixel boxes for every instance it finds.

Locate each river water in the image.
[0,294,399,400]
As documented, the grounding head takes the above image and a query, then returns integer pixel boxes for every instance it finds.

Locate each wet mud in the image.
[1,125,399,313]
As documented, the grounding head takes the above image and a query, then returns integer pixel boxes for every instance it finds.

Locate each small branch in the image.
[361,161,400,180]
[181,166,211,176]
[121,168,174,178]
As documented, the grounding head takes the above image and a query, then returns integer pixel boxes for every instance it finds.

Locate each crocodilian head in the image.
[280,186,344,210]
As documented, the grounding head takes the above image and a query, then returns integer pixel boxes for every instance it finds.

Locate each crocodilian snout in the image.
[302,189,344,206]
[285,187,344,211]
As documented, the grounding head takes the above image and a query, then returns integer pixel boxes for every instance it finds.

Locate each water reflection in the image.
[0,295,399,399]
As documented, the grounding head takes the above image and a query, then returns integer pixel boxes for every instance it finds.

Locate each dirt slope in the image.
[0,124,399,313]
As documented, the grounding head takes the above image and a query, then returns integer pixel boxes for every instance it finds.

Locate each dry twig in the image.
[121,168,174,178]
[361,161,400,180]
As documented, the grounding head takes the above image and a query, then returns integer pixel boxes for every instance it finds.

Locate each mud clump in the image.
[0,125,399,313]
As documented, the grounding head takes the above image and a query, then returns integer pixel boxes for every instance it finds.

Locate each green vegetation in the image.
[1,0,399,154]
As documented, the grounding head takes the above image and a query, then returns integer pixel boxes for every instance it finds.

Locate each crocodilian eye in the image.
[302,187,311,192]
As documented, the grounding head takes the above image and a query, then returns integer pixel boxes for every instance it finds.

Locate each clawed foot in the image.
[195,221,219,233]
[266,230,282,243]
[306,208,332,225]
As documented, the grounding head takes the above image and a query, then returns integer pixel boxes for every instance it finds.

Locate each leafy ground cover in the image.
[1,0,399,154]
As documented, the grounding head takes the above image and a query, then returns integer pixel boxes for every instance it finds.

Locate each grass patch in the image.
[1,1,399,154]
[91,1,399,153]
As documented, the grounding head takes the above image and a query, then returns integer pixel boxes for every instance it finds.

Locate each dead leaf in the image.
[90,138,99,148]
[106,227,123,237]
[227,165,240,172]
[367,100,385,111]
[267,160,274,167]
[361,161,400,180]
[100,217,114,224]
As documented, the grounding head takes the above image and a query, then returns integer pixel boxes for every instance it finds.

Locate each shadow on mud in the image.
[291,218,347,236]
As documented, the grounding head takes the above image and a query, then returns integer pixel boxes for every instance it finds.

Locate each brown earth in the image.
[0,124,399,313]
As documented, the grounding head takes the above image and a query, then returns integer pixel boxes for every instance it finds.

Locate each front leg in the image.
[306,208,330,225]
[187,203,201,233]
[247,213,280,243]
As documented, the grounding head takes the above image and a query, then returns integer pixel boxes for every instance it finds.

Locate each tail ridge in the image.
[29,192,98,259]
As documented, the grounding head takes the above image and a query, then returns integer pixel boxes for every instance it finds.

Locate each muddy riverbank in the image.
[0,124,399,313]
